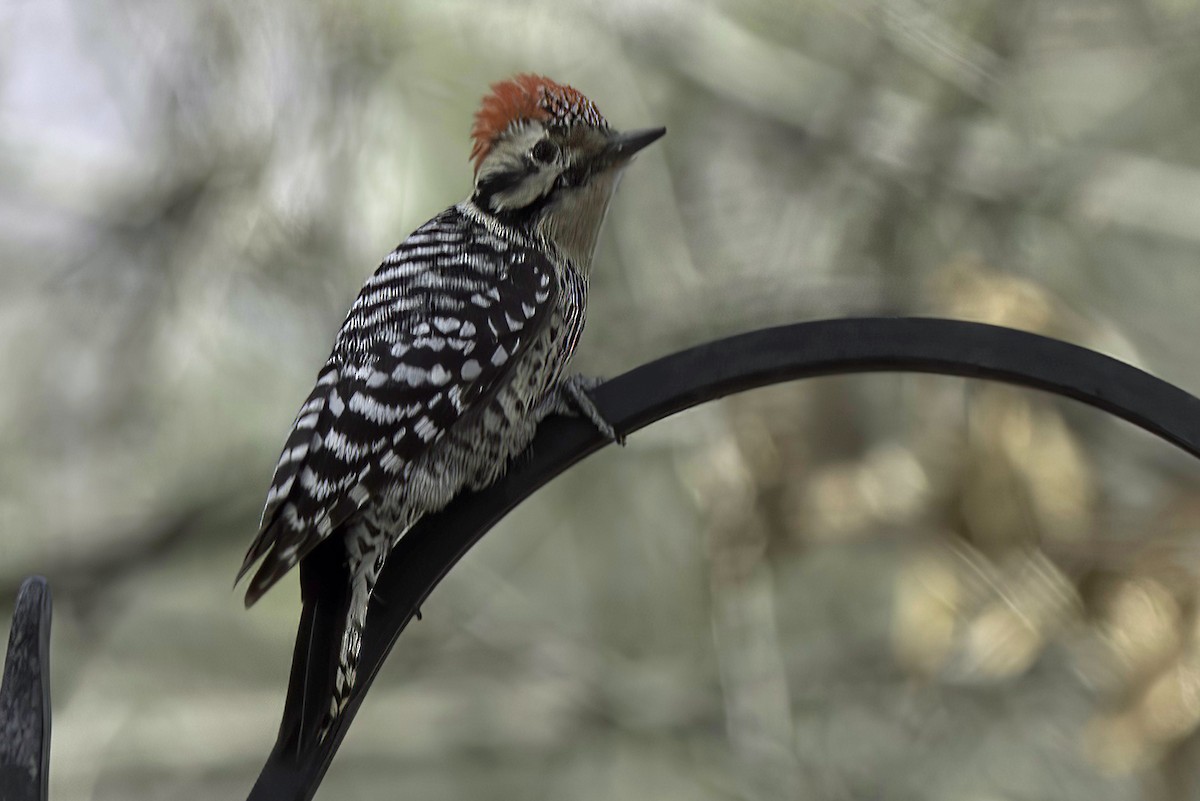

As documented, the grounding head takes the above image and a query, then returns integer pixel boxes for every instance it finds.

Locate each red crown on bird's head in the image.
[470,74,609,174]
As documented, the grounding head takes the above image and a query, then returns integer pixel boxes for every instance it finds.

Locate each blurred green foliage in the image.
[5,0,1200,798]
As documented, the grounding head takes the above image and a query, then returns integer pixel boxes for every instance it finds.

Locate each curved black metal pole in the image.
[0,576,52,801]
[249,317,1200,800]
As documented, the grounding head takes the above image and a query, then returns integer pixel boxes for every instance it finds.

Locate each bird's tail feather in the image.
[318,520,391,741]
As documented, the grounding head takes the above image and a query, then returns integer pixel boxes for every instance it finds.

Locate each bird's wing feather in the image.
[238,207,559,604]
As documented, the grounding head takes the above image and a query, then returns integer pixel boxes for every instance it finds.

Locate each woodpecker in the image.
[237,74,664,735]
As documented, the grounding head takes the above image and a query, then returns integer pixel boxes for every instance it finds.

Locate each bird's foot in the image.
[556,374,625,446]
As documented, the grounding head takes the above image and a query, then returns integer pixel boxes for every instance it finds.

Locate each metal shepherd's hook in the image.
[0,576,52,801]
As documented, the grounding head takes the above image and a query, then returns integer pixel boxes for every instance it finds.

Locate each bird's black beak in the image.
[603,127,666,164]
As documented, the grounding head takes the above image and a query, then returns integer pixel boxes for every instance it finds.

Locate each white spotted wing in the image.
[238,205,558,602]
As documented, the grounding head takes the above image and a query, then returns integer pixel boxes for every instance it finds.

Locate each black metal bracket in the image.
[6,318,1200,800]
[247,317,1200,800]
[0,577,52,801]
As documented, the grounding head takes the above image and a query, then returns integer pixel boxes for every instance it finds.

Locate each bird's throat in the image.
[536,170,623,273]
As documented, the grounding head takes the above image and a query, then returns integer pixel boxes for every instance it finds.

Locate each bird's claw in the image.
[559,374,626,446]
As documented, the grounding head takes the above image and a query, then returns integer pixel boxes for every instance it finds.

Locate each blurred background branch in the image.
[5,0,1200,798]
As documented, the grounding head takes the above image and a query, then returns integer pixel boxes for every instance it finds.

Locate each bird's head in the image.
[469,74,665,268]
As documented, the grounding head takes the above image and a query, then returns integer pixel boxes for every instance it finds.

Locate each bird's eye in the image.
[530,139,559,164]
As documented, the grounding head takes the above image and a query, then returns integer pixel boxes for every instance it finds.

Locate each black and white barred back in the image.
[238,201,588,723]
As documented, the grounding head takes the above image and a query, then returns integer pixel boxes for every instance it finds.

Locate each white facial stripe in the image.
[474,123,562,213]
